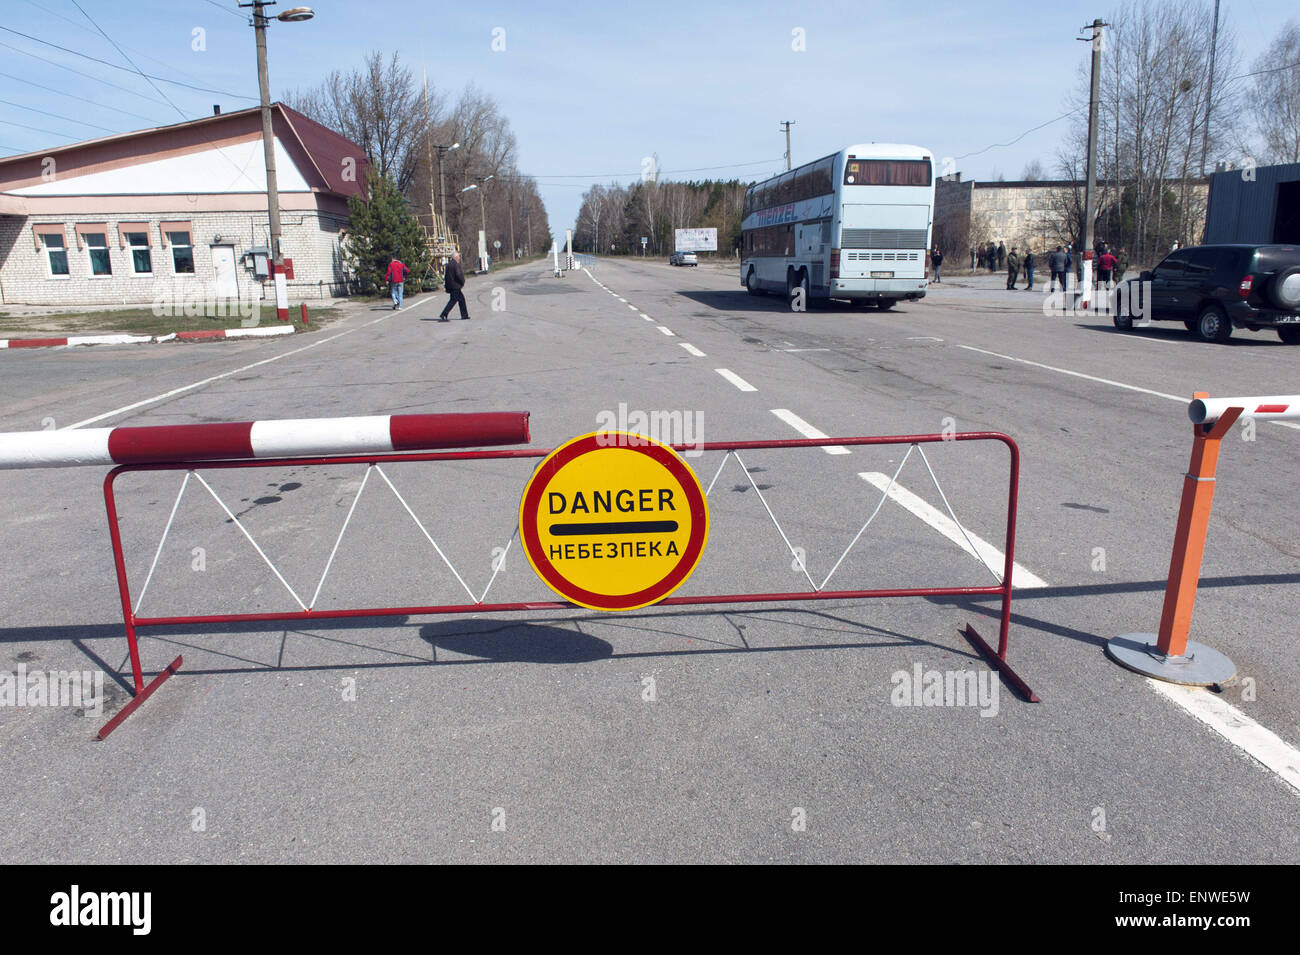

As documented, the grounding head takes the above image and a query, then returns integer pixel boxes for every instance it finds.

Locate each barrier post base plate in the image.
[96,655,183,740]
[1106,634,1234,686]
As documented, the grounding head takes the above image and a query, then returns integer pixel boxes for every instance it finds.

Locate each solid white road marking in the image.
[957,344,1300,432]
[657,326,676,337]
[716,369,757,392]
[769,408,849,453]
[680,343,706,357]
[858,471,1048,588]
[65,307,407,430]
[1147,680,1300,795]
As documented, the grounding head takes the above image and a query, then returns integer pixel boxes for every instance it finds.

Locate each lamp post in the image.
[242,2,313,322]
[460,174,494,271]
[433,142,460,229]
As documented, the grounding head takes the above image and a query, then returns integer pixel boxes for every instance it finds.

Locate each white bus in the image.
[740,143,934,309]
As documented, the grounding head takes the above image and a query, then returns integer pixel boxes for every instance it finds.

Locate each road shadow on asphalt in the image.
[422,619,614,664]
[673,289,922,315]
[1074,321,1293,347]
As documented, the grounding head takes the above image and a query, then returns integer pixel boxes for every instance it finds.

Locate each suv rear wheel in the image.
[1267,266,1300,310]
[1195,305,1232,343]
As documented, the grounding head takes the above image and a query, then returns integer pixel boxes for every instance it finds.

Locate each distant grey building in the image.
[1203,162,1300,245]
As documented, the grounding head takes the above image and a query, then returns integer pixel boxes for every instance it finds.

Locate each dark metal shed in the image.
[1204,162,1300,244]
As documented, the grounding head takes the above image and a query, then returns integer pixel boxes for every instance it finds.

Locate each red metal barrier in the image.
[98,431,1032,738]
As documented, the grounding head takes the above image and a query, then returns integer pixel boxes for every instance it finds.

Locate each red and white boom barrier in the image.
[0,412,531,469]
[1188,395,1300,425]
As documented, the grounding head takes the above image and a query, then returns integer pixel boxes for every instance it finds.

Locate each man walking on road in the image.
[930,247,943,283]
[439,251,471,322]
[1023,248,1036,290]
[386,255,409,311]
[1049,245,1068,293]
[1006,246,1020,289]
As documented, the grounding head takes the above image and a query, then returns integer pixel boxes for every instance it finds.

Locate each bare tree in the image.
[287,51,431,194]
[1251,21,1300,163]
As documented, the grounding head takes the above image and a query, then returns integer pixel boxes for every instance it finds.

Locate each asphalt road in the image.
[1,259,1297,863]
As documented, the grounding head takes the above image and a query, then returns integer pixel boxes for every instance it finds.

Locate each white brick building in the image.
[0,104,368,307]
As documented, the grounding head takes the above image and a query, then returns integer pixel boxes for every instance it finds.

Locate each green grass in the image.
[0,304,340,339]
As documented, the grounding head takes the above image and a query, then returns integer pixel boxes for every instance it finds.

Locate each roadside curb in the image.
[1,324,296,350]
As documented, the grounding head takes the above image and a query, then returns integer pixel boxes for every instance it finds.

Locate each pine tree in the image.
[343,168,435,294]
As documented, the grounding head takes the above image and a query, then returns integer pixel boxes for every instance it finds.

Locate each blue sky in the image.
[1,0,1294,241]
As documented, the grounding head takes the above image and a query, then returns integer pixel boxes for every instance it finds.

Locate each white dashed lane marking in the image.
[679,343,706,357]
[715,369,757,392]
[769,408,849,453]
[857,471,1048,588]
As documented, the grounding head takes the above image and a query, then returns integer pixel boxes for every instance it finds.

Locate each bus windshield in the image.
[843,159,932,187]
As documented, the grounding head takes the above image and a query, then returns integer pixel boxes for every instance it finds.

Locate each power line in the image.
[0,97,119,133]
[0,117,79,140]
[0,70,168,124]
[0,24,256,99]
[201,0,250,20]
[954,109,1084,161]
[21,0,236,90]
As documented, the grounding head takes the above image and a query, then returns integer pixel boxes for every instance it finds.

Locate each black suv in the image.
[1114,244,1300,343]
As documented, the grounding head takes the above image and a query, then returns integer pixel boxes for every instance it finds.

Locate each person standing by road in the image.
[1098,247,1117,288]
[1049,245,1068,293]
[930,247,943,283]
[438,251,471,322]
[1006,246,1020,289]
[970,247,977,270]
[386,255,409,311]
[997,241,1006,271]
[1023,248,1036,291]
[1115,248,1129,285]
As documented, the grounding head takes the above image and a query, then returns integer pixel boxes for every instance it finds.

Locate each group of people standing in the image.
[962,239,1129,293]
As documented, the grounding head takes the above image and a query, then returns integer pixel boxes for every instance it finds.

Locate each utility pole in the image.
[780,120,796,171]
[508,181,516,260]
[242,2,312,321]
[1079,18,1105,308]
[1200,0,1221,175]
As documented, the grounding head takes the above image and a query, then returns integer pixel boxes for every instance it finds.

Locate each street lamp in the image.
[460,174,494,271]
[433,142,460,230]
[241,1,313,322]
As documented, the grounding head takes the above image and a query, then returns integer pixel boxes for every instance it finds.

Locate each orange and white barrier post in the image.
[1108,392,1300,684]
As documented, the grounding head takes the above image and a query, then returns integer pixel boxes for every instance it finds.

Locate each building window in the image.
[167,231,195,273]
[85,232,111,275]
[126,232,152,274]
[41,233,69,276]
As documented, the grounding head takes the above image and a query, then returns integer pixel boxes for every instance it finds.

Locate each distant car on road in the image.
[669,250,698,267]
[1115,244,1300,343]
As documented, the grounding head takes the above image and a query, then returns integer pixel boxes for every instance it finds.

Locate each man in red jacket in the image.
[386,255,409,310]
[1097,248,1118,289]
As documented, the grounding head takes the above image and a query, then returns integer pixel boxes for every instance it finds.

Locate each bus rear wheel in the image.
[787,270,809,311]
[877,299,896,311]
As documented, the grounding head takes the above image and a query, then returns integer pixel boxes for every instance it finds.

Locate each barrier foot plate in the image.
[1106,634,1234,686]
[96,655,183,740]
[961,624,1039,702]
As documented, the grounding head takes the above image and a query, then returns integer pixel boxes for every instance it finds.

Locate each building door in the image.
[212,245,238,298]
[1273,181,1300,244]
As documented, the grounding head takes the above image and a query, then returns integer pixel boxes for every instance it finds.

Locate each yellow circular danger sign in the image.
[519,431,710,611]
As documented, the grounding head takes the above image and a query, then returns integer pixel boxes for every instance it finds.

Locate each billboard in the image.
[674,228,717,252]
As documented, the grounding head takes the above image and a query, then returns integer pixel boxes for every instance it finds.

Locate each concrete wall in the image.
[0,205,348,306]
